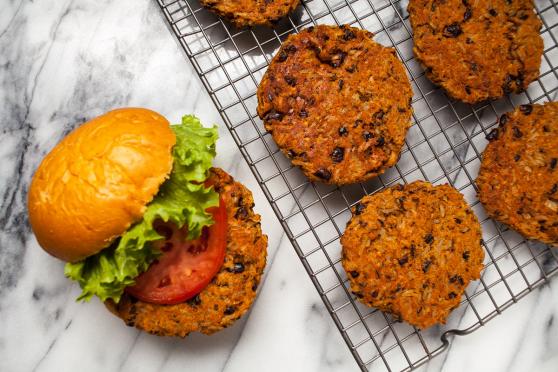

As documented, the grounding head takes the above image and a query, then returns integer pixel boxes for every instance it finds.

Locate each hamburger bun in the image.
[28,108,176,262]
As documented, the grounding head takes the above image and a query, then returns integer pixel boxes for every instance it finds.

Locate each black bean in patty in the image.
[284,76,296,86]
[398,255,409,266]
[265,110,283,121]
[228,262,245,273]
[278,50,288,62]
[463,8,472,21]
[443,23,463,38]
[342,27,356,41]
[424,233,434,244]
[422,259,432,273]
[354,202,366,215]
[331,147,345,163]
[224,306,236,315]
[314,168,332,181]
[486,128,499,141]
[519,104,533,115]
[499,114,508,125]
[187,294,202,306]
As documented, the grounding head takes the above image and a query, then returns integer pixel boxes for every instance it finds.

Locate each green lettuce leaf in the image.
[64,115,219,302]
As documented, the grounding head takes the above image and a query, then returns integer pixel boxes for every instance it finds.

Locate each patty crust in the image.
[106,168,268,336]
[199,0,300,27]
[257,25,413,185]
[408,0,543,104]
[477,102,558,246]
[341,181,484,329]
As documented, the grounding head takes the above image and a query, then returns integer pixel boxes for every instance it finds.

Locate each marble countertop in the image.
[1,0,557,371]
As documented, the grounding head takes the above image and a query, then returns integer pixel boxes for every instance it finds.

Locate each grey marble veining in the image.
[0,0,557,371]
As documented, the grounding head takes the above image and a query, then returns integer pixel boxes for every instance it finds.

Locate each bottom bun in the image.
[105,168,268,336]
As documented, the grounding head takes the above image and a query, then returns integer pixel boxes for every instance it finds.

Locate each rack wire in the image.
[155,0,558,370]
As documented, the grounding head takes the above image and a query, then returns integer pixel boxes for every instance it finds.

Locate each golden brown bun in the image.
[28,108,176,262]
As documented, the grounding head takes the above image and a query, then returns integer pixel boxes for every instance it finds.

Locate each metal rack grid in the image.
[155,0,558,370]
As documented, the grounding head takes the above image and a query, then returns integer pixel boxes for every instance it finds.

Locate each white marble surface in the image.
[0,0,557,371]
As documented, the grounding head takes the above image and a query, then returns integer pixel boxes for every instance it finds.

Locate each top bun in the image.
[28,108,176,262]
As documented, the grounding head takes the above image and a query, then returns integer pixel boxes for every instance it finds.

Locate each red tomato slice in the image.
[125,197,227,305]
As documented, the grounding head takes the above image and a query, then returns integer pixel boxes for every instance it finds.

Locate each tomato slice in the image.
[125,197,227,305]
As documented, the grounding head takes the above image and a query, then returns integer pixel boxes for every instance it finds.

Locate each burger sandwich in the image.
[28,108,267,336]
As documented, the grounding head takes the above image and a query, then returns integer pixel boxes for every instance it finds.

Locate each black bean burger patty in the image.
[477,102,558,246]
[199,0,300,27]
[408,0,543,103]
[257,25,413,185]
[341,181,484,329]
[106,168,268,336]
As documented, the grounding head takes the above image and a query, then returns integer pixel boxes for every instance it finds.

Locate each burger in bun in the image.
[28,108,267,336]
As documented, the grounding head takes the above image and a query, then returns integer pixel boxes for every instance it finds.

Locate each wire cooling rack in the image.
[155,0,558,370]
